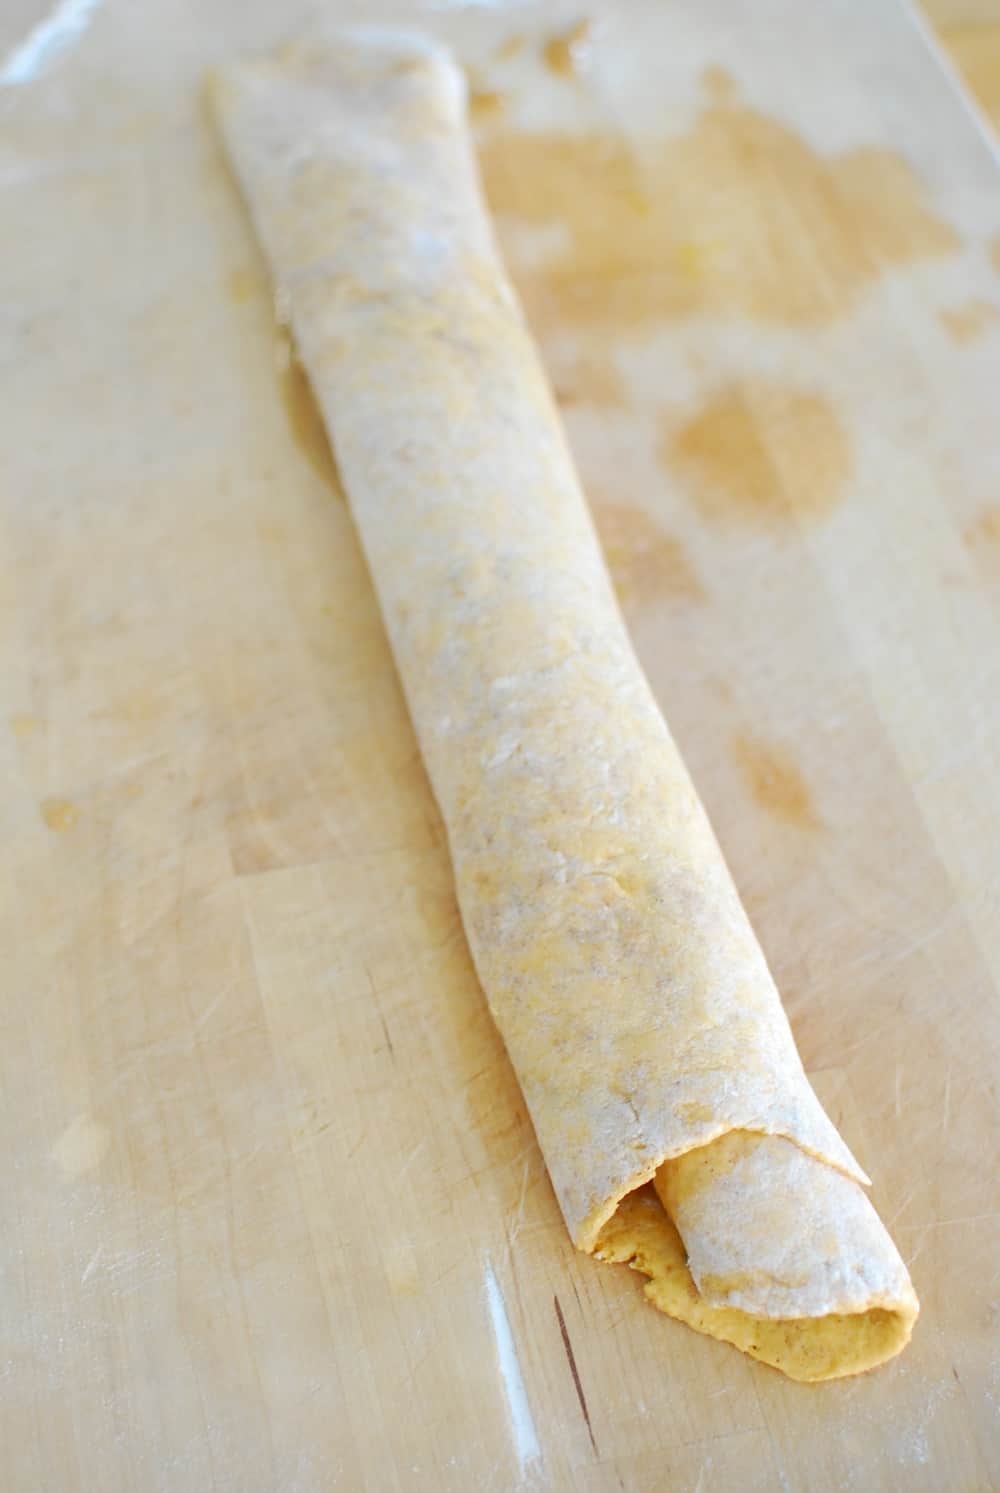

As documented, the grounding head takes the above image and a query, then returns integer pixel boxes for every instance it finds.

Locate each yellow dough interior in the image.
[595,1132,916,1383]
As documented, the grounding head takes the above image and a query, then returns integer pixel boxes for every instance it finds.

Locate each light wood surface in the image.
[2,2,999,1490]
[923,0,1000,31]
[940,21,1000,124]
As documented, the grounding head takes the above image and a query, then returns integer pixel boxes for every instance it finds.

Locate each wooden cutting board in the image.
[2,1,999,1489]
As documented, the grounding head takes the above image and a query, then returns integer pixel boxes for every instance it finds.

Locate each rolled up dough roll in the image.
[210,28,918,1380]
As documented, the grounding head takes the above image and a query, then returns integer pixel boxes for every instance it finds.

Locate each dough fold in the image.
[210,29,918,1379]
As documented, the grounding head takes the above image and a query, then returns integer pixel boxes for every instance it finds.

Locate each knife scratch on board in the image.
[554,1293,598,1457]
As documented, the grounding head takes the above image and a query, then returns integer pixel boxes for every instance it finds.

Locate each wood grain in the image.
[1,1,999,1489]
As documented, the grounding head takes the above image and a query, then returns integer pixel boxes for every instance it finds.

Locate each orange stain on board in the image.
[966,505,1000,545]
[479,99,958,333]
[464,60,507,121]
[701,64,738,102]
[276,335,343,496]
[544,19,594,77]
[495,33,525,61]
[592,501,705,610]
[938,299,1000,343]
[991,235,1000,273]
[469,87,506,122]
[226,266,261,304]
[965,505,1000,579]
[665,381,850,528]
[734,734,821,830]
[10,714,41,738]
[42,798,79,832]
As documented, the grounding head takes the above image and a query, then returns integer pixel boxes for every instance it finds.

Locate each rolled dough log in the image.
[210,28,918,1380]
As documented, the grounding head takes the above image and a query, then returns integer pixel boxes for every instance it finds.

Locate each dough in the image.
[210,28,918,1380]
